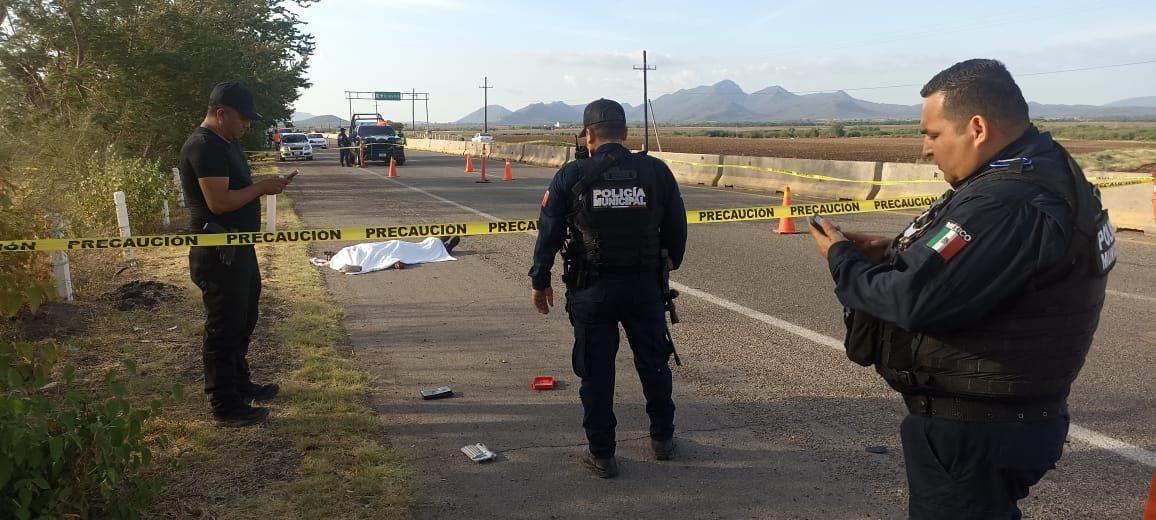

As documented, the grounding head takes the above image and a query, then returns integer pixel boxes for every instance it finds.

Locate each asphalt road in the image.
[281,149,1155,519]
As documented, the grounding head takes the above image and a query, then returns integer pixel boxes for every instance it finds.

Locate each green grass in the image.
[236,191,416,518]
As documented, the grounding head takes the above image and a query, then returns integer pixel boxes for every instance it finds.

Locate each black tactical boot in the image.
[213,403,269,428]
[651,438,676,461]
[241,382,280,402]
[580,450,619,479]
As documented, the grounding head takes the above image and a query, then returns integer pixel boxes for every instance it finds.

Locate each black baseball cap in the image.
[209,82,263,121]
[578,98,626,137]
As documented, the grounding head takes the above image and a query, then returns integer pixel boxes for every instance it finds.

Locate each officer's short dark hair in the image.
[588,121,627,141]
[920,59,1029,132]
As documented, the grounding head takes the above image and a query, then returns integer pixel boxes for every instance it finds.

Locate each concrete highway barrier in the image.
[876,163,949,200]
[520,143,572,168]
[718,156,879,200]
[649,152,723,186]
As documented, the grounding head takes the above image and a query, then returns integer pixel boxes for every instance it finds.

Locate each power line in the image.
[1018,59,1156,77]
[791,59,1156,95]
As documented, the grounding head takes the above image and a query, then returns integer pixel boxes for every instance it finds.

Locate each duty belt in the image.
[903,394,1068,423]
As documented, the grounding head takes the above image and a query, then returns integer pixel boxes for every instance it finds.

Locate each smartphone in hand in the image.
[809,214,827,235]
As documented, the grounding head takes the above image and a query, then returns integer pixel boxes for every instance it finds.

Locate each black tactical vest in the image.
[856,147,1114,402]
[565,151,664,273]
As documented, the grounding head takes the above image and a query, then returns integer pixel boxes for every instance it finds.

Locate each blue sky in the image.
[291,0,1156,122]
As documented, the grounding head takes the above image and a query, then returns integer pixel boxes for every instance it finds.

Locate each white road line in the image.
[360,165,1156,469]
[1107,289,1156,304]
[671,283,844,350]
[1068,424,1156,467]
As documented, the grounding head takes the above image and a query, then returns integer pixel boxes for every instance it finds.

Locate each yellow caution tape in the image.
[338,142,408,151]
[0,195,944,252]
[1087,176,1152,189]
[662,158,944,185]
[663,159,1154,188]
[504,140,571,147]
[3,176,1147,253]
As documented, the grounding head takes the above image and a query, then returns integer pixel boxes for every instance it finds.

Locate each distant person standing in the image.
[179,82,295,427]
[338,127,354,167]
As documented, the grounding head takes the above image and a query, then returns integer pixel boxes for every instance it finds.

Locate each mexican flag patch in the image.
[926,220,972,261]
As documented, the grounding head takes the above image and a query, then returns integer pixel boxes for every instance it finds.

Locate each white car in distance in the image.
[470,133,494,143]
[307,133,327,149]
[279,133,314,161]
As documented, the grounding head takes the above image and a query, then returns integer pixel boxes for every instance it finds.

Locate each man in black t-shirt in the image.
[179,82,294,427]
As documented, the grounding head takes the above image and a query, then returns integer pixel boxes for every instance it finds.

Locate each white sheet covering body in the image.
[324,237,455,274]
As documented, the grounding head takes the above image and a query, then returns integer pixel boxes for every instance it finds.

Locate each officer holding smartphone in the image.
[806,60,1114,518]
[180,82,294,427]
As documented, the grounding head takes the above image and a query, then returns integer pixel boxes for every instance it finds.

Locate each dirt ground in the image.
[491,134,1156,164]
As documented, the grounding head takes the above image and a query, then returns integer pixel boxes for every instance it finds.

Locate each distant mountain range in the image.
[452,80,1156,124]
[292,114,348,129]
[455,105,514,124]
[454,102,637,125]
[1103,96,1156,108]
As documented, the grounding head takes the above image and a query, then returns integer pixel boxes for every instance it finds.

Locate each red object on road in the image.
[532,376,556,390]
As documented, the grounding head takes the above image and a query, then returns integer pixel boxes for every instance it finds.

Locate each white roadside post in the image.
[172,167,185,207]
[162,199,171,227]
[114,190,134,261]
[50,214,73,302]
[265,194,277,232]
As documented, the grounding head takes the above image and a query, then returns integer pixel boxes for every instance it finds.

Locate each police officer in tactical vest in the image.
[338,127,354,167]
[530,98,688,478]
[808,59,1115,518]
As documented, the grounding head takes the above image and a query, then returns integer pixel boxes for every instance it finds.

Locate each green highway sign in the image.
[374,91,401,101]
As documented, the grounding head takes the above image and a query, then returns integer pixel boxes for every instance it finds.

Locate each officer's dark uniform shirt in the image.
[530,143,687,290]
[826,130,1073,334]
[338,133,352,148]
[179,127,261,232]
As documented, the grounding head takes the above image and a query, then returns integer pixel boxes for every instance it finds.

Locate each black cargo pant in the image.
[340,147,354,167]
[566,272,675,458]
[189,245,261,410]
[901,413,1069,519]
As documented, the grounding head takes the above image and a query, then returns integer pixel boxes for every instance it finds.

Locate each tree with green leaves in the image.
[0,2,316,515]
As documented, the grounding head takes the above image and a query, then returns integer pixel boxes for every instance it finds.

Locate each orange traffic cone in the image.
[476,155,491,183]
[465,154,475,173]
[774,185,802,234]
[388,156,398,178]
[358,147,365,168]
[503,160,514,182]
[1144,473,1156,520]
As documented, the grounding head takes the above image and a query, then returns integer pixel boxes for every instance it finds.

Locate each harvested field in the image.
[492,134,1156,164]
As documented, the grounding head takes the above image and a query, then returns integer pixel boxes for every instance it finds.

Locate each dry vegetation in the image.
[8,190,414,519]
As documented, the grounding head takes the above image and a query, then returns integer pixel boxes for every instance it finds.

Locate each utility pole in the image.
[479,76,493,134]
[411,88,416,131]
[633,50,656,151]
